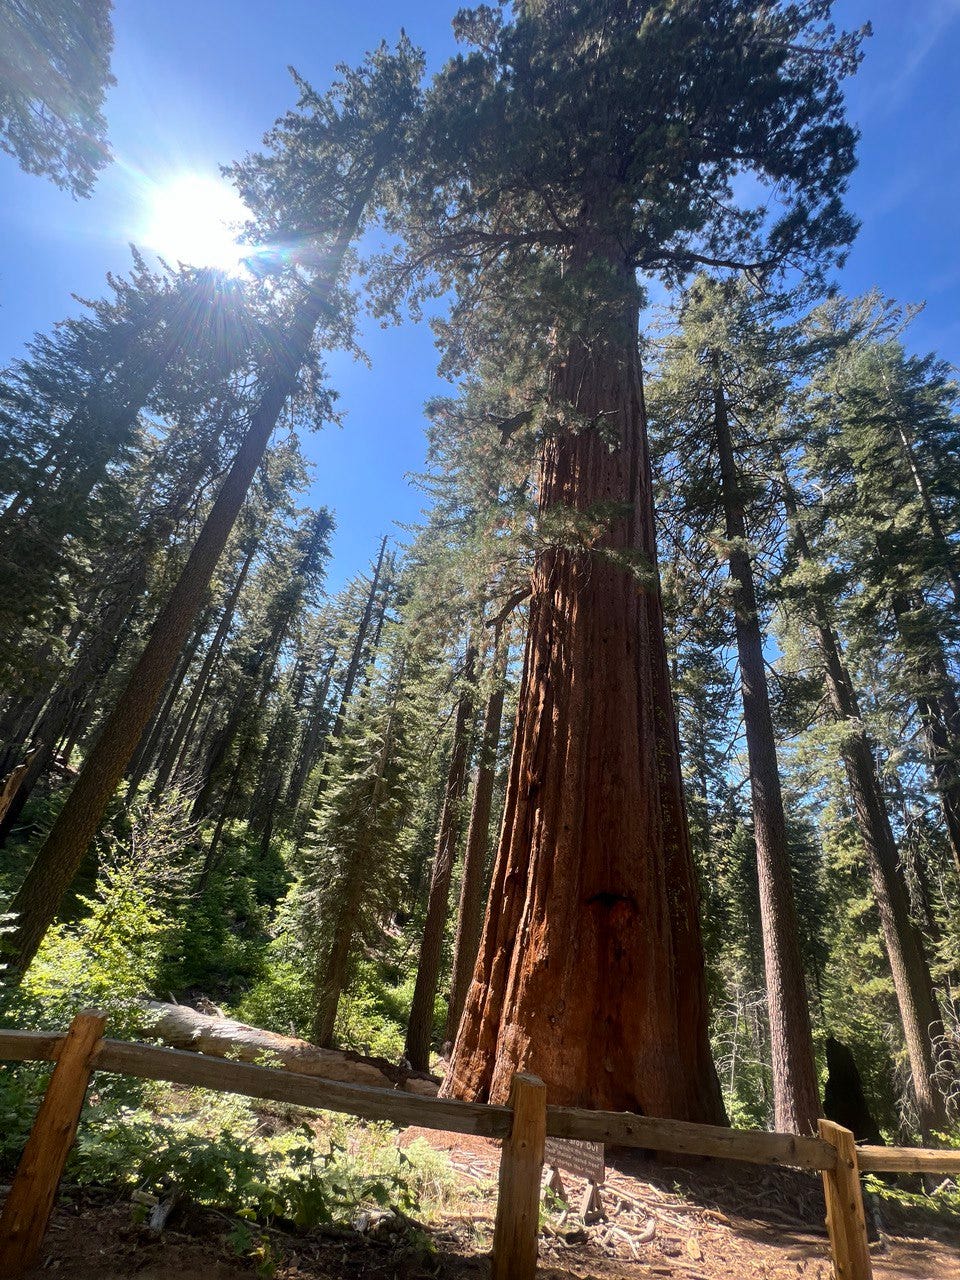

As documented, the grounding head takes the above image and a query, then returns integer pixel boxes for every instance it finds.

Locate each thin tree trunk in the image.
[0,570,149,844]
[874,360,960,611]
[713,364,819,1135]
[445,633,507,1046]
[153,539,258,797]
[784,481,949,1139]
[126,610,209,797]
[198,752,245,890]
[891,593,960,876]
[405,642,477,1071]
[285,645,338,820]
[329,536,389,744]
[0,180,375,979]
[295,537,388,839]
[444,258,723,1121]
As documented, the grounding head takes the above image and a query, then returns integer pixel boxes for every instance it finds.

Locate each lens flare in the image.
[141,173,249,273]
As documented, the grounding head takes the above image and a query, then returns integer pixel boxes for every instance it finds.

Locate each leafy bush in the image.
[69,1087,423,1228]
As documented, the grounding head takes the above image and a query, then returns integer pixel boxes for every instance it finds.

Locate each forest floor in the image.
[17,1126,960,1279]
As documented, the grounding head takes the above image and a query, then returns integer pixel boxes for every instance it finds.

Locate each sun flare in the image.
[142,174,249,273]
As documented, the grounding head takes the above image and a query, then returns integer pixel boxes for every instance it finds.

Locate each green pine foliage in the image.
[0,0,114,196]
[4,10,960,1236]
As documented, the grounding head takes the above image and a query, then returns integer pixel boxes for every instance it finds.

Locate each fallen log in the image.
[143,1001,439,1096]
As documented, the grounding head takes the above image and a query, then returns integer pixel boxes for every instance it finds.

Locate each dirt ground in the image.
[16,1129,960,1279]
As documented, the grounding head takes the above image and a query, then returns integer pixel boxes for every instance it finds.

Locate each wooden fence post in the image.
[818,1119,872,1280]
[0,1009,105,1278]
[491,1073,546,1280]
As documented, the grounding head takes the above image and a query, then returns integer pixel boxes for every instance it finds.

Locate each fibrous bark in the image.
[443,263,723,1121]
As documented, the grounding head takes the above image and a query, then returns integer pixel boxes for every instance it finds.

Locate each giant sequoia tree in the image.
[391,0,864,1117]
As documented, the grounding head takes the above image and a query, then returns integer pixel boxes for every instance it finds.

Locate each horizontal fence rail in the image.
[0,1029,837,1169]
[2,1015,959,1280]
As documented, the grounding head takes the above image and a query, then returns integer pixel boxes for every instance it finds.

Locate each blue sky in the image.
[0,1,958,590]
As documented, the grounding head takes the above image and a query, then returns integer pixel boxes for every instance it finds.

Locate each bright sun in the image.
[142,174,249,273]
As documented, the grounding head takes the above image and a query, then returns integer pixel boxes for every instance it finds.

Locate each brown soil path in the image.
[14,1127,960,1278]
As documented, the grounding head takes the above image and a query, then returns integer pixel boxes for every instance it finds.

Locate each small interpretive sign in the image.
[543,1137,605,1186]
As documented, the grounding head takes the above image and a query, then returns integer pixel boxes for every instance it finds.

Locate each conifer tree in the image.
[0,0,114,195]
[778,469,951,1138]
[1,41,423,979]
[802,298,960,875]
[650,276,821,1133]
[299,652,411,1047]
[392,0,863,1116]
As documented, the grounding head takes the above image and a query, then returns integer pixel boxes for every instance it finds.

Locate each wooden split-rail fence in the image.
[1,1013,959,1278]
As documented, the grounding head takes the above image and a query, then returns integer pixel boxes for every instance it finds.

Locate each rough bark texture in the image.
[405,643,477,1071]
[713,370,820,1136]
[443,265,723,1121]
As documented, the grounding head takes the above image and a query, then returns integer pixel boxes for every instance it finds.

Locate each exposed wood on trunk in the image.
[0,752,37,826]
[144,1001,438,1094]
[444,257,723,1122]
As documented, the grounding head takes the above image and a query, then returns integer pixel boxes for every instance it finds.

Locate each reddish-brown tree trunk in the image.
[713,368,820,1136]
[443,264,723,1121]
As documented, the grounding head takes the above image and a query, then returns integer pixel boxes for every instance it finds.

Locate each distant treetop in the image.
[0,0,115,198]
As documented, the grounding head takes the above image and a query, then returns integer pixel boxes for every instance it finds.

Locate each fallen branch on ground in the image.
[142,1000,439,1096]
